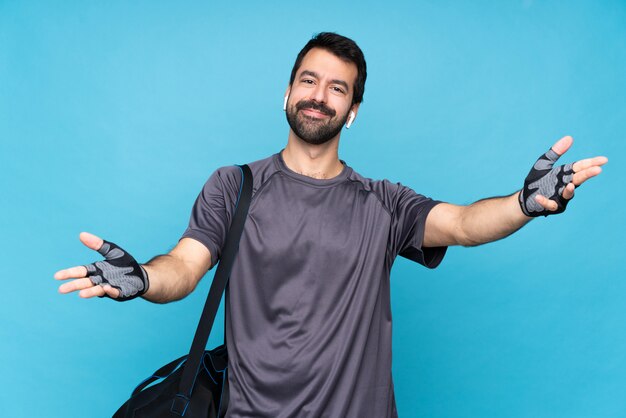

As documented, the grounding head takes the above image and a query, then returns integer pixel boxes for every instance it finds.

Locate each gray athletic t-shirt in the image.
[182,152,447,418]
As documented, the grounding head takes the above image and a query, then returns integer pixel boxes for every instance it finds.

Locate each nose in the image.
[309,83,327,103]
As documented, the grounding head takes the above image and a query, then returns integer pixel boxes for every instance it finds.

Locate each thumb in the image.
[550,135,573,157]
[79,232,105,252]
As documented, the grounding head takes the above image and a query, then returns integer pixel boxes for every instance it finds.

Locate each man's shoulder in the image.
[347,167,405,196]
[208,153,279,195]
[212,153,275,175]
[347,166,438,215]
[346,168,409,214]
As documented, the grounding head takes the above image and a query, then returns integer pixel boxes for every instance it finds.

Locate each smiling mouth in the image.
[301,108,330,118]
[295,99,336,118]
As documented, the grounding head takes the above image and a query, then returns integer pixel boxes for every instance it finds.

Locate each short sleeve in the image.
[181,166,242,267]
[390,184,447,268]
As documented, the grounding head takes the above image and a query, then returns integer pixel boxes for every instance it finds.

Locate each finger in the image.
[79,285,106,299]
[535,194,558,211]
[562,183,575,200]
[54,265,89,280]
[58,277,96,294]
[102,284,120,299]
[572,166,603,186]
[572,156,609,172]
[550,135,573,157]
[79,232,105,252]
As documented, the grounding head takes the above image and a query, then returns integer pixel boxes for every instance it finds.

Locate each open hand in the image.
[519,136,608,216]
[55,232,148,300]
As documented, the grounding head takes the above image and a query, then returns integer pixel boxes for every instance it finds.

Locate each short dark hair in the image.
[289,32,367,105]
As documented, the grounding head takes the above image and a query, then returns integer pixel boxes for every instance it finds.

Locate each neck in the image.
[282,131,344,179]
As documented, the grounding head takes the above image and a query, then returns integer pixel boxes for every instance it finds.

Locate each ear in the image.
[346,104,360,129]
[283,86,291,111]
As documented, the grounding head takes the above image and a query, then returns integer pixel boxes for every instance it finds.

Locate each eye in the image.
[331,86,346,94]
[301,78,315,85]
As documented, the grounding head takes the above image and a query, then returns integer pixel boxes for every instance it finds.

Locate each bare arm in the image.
[141,238,212,303]
[424,192,529,247]
[55,233,212,303]
[424,136,607,248]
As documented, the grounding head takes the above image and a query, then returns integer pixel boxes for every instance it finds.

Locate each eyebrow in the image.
[299,70,350,92]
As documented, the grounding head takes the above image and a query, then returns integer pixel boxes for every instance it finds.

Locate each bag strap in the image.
[131,354,188,397]
[171,164,253,416]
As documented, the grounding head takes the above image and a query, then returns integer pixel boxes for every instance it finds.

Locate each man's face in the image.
[286,48,358,145]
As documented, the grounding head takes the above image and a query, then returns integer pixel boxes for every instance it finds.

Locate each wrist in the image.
[139,264,153,299]
[517,190,533,218]
[139,265,150,296]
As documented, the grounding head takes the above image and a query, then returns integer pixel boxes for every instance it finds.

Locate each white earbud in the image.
[283,96,288,111]
[346,111,355,129]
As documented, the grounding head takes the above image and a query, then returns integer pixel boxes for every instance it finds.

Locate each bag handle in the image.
[131,354,188,397]
[171,164,253,416]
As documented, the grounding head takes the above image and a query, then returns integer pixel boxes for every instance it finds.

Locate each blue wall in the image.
[1,1,624,416]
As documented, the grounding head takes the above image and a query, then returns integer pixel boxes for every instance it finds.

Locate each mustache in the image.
[295,100,336,117]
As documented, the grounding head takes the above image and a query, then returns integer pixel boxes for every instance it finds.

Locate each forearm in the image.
[458,191,530,246]
[425,137,606,248]
[141,254,200,303]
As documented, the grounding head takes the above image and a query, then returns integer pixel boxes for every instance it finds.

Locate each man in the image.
[55,33,607,417]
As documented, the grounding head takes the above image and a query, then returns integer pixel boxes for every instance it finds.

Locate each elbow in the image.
[460,238,482,247]
[456,218,484,247]
[457,232,482,247]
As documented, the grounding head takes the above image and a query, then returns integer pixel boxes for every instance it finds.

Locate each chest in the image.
[245,179,390,260]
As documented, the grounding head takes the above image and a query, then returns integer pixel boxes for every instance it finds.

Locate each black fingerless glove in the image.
[84,240,149,301]
[519,148,574,217]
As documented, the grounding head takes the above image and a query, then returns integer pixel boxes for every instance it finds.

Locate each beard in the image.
[286,99,350,145]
